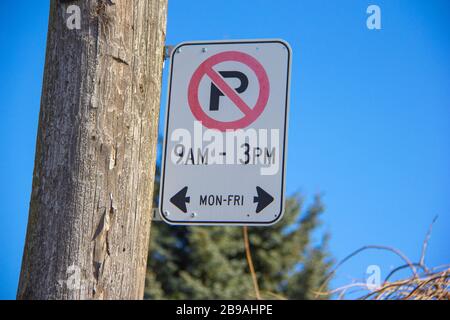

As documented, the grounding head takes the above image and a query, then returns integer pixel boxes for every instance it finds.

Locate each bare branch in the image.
[420,215,438,267]
[243,226,261,300]
[316,244,418,298]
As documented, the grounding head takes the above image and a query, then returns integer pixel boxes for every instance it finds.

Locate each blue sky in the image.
[0,0,449,299]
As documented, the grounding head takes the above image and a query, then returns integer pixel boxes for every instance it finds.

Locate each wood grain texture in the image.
[17,0,167,300]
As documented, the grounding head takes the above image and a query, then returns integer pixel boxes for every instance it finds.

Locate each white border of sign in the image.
[159,39,292,226]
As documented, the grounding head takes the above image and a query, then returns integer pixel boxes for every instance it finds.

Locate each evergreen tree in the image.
[145,174,333,299]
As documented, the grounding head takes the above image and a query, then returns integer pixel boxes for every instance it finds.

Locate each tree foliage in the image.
[145,177,333,299]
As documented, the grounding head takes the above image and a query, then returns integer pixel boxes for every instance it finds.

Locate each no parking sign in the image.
[159,39,292,225]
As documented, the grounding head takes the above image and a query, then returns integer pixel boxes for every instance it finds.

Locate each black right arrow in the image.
[170,186,190,213]
[253,186,274,213]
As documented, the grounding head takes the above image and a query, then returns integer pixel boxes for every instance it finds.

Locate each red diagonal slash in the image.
[205,67,253,115]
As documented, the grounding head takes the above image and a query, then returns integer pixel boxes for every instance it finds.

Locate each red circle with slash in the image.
[188,51,270,131]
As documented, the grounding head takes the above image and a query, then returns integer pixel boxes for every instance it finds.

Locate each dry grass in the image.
[316,216,450,300]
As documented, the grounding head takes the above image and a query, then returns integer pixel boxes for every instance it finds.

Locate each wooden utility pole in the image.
[17,0,167,299]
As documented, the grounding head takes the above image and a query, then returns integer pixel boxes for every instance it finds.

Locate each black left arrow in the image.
[170,186,190,213]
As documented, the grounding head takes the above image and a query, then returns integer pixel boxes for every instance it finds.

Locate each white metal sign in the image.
[159,39,291,225]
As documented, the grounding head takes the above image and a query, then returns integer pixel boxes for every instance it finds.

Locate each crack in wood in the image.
[109,54,130,66]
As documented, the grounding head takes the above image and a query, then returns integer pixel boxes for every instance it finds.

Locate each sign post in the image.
[160,39,291,226]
